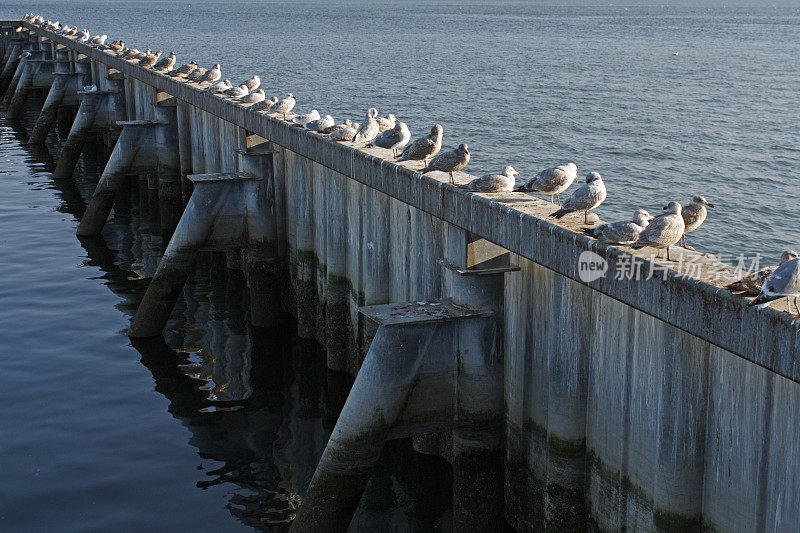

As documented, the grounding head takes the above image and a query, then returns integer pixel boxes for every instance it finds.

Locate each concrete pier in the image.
[4,18,800,532]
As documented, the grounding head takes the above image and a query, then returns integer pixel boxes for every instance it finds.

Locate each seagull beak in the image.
[662,205,668,210]
[706,202,715,208]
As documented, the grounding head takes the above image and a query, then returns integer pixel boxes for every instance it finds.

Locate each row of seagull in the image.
[22,14,799,318]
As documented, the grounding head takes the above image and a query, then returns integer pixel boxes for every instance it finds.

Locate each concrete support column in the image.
[326,170,349,371]
[291,322,440,532]
[0,41,23,84]
[52,91,103,180]
[28,72,68,143]
[76,124,145,235]
[128,180,232,338]
[444,225,507,532]
[176,101,193,204]
[2,45,35,105]
[154,103,182,231]
[4,57,34,118]
[294,156,316,338]
[238,147,282,328]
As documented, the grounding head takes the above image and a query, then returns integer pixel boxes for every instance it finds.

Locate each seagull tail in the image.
[725,280,748,292]
[748,293,782,308]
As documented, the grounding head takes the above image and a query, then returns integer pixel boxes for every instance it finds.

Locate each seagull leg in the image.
[449,172,455,185]
[794,296,800,317]
[666,246,671,261]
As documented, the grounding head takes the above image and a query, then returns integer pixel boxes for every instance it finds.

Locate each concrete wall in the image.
[12,21,800,532]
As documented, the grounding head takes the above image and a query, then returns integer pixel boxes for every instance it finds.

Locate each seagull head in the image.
[503,165,519,177]
[286,93,294,99]
[430,124,444,139]
[458,143,469,155]
[367,108,378,118]
[691,195,714,208]
[585,171,602,183]
[662,201,682,215]
[780,250,799,264]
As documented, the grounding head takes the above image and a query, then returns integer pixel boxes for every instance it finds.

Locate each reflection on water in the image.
[0,105,453,530]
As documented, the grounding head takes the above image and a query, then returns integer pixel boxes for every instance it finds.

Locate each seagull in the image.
[243,75,261,91]
[376,113,396,133]
[251,96,278,112]
[76,30,90,42]
[304,114,335,132]
[320,119,353,134]
[121,48,139,59]
[748,257,800,316]
[586,209,654,244]
[420,143,470,185]
[680,195,714,248]
[631,201,685,260]
[269,93,296,119]
[139,50,162,68]
[154,51,176,71]
[132,49,151,61]
[327,126,359,141]
[185,67,207,82]
[462,165,519,193]
[204,79,232,94]
[199,64,222,83]
[169,61,197,77]
[516,163,577,205]
[292,109,320,125]
[239,89,265,103]
[354,108,380,143]
[107,40,125,53]
[397,124,443,166]
[368,122,411,157]
[551,172,607,225]
[224,84,249,98]
[727,250,799,295]
[90,34,106,46]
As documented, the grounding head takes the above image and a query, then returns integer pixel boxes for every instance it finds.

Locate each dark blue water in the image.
[0,105,453,530]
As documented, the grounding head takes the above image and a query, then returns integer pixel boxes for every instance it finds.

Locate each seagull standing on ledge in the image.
[354,108,380,143]
[680,195,714,248]
[199,64,222,83]
[270,93,296,119]
[517,163,577,205]
[397,124,443,166]
[631,201,685,260]
[420,143,470,185]
[586,209,654,244]
[154,51,176,71]
[550,172,607,225]
[748,257,800,316]
[368,122,411,157]
[170,61,197,77]
[463,166,519,193]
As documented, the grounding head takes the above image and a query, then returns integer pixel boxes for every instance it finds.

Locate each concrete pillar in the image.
[294,156,316,338]
[154,103,181,230]
[313,164,328,345]
[0,41,23,84]
[52,91,103,180]
[76,124,146,235]
[326,169,351,370]
[4,57,35,118]
[444,225,507,532]
[291,322,440,532]
[2,45,36,105]
[175,101,193,204]
[360,187,390,358]
[28,71,68,143]
[345,178,363,374]
[238,147,282,328]
[128,180,231,338]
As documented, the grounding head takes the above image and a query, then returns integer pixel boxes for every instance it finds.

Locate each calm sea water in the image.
[0,107,452,529]
[1,1,799,530]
